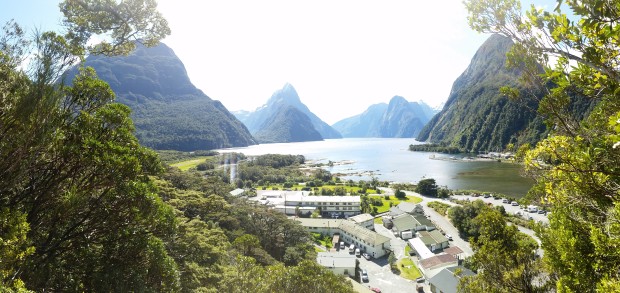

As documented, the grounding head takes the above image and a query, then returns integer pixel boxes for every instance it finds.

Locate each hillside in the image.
[253,105,323,143]
[65,42,256,151]
[332,97,435,138]
[235,83,341,142]
[416,34,546,152]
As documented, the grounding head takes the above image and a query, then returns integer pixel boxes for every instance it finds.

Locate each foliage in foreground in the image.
[464,0,620,291]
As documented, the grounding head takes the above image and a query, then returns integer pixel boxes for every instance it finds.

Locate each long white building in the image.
[255,190,361,217]
[296,218,391,258]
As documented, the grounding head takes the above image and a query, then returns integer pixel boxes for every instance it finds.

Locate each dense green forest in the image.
[0,2,353,292]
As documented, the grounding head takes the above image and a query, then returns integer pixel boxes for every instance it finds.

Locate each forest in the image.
[0,1,353,292]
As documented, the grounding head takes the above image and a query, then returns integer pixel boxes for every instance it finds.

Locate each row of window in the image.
[293,202,359,206]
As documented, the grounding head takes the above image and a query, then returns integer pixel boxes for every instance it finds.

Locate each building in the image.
[316,252,357,277]
[296,218,391,258]
[408,238,434,260]
[429,266,475,293]
[254,190,361,217]
[417,230,450,251]
[396,202,424,215]
[391,214,435,239]
[229,188,245,197]
[419,254,458,279]
[348,213,374,230]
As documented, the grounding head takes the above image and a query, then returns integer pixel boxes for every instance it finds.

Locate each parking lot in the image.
[334,224,424,293]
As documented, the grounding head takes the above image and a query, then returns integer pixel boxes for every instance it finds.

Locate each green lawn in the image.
[374,217,383,224]
[314,246,325,253]
[397,258,422,280]
[369,195,423,213]
[170,157,208,171]
[404,244,411,256]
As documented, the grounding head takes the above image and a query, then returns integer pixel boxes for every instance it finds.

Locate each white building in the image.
[254,190,361,217]
[316,252,357,277]
[296,218,391,258]
[348,213,374,230]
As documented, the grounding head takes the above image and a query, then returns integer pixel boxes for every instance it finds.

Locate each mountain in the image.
[332,103,387,137]
[416,34,547,152]
[253,106,323,143]
[332,96,435,138]
[65,42,256,151]
[235,83,342,142]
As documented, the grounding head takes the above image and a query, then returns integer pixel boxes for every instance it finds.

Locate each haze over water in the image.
[218,138,533,198]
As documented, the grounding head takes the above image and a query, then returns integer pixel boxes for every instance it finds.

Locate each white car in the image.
[361,269,369,282]
[445,234,453,241]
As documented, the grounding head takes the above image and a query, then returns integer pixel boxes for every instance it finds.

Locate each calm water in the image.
[217,138,533,198]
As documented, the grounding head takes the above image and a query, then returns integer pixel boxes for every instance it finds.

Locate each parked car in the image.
[370,287,382,293]
[355,248,361,257]
[361,269,369,282]
[483,194,491,198]
[511,201,519,206]
[502,198,509,203]
[538,209,546,214]
[362,252,371,260]
[445,234,453,241]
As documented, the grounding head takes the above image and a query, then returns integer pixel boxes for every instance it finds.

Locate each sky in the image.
[1,0,555,124]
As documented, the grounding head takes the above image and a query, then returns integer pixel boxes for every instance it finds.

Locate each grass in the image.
[374,217,383,224]
[369,195,423,213]
[397,258,422,280]
[404,244,411,256]
[314,246,325,253]
[170,157,208,171]
[427,201,451,216]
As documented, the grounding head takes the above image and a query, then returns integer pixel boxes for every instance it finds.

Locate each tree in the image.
[394,189,406,199]
[0,0,174,290]
[415,178,438,197]
[464,0,620,290]
[459,209,547,293]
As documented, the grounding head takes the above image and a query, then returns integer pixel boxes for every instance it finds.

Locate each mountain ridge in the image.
[65,42,257,151]
[332,96,435,138]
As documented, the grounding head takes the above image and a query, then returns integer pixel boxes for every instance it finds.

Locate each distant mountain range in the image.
[332,96,436,138]
[234,83,342,143]
[416,34,548,152]
[64,42,256,151]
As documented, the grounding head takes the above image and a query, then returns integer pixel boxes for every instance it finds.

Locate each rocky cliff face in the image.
[417,34,547,152]
[235,83,342,142]
[65,42,256,151]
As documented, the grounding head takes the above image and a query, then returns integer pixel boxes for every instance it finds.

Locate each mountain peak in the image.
[268,83,302,106]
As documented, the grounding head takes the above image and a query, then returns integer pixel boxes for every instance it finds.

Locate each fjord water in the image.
[218,138,533,198]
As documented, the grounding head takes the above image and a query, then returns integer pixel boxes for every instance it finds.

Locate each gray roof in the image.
[391,214,435,231]
[339,220,391,246]
[296,218,390,246]
[389,206,405,217]
[413,214,434,228]
[397,202,422,213]
[392,214,418,231]
[418,230,449,246]
[316,252,357,268]
[429,266,475,293]
[348,213,374,223]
